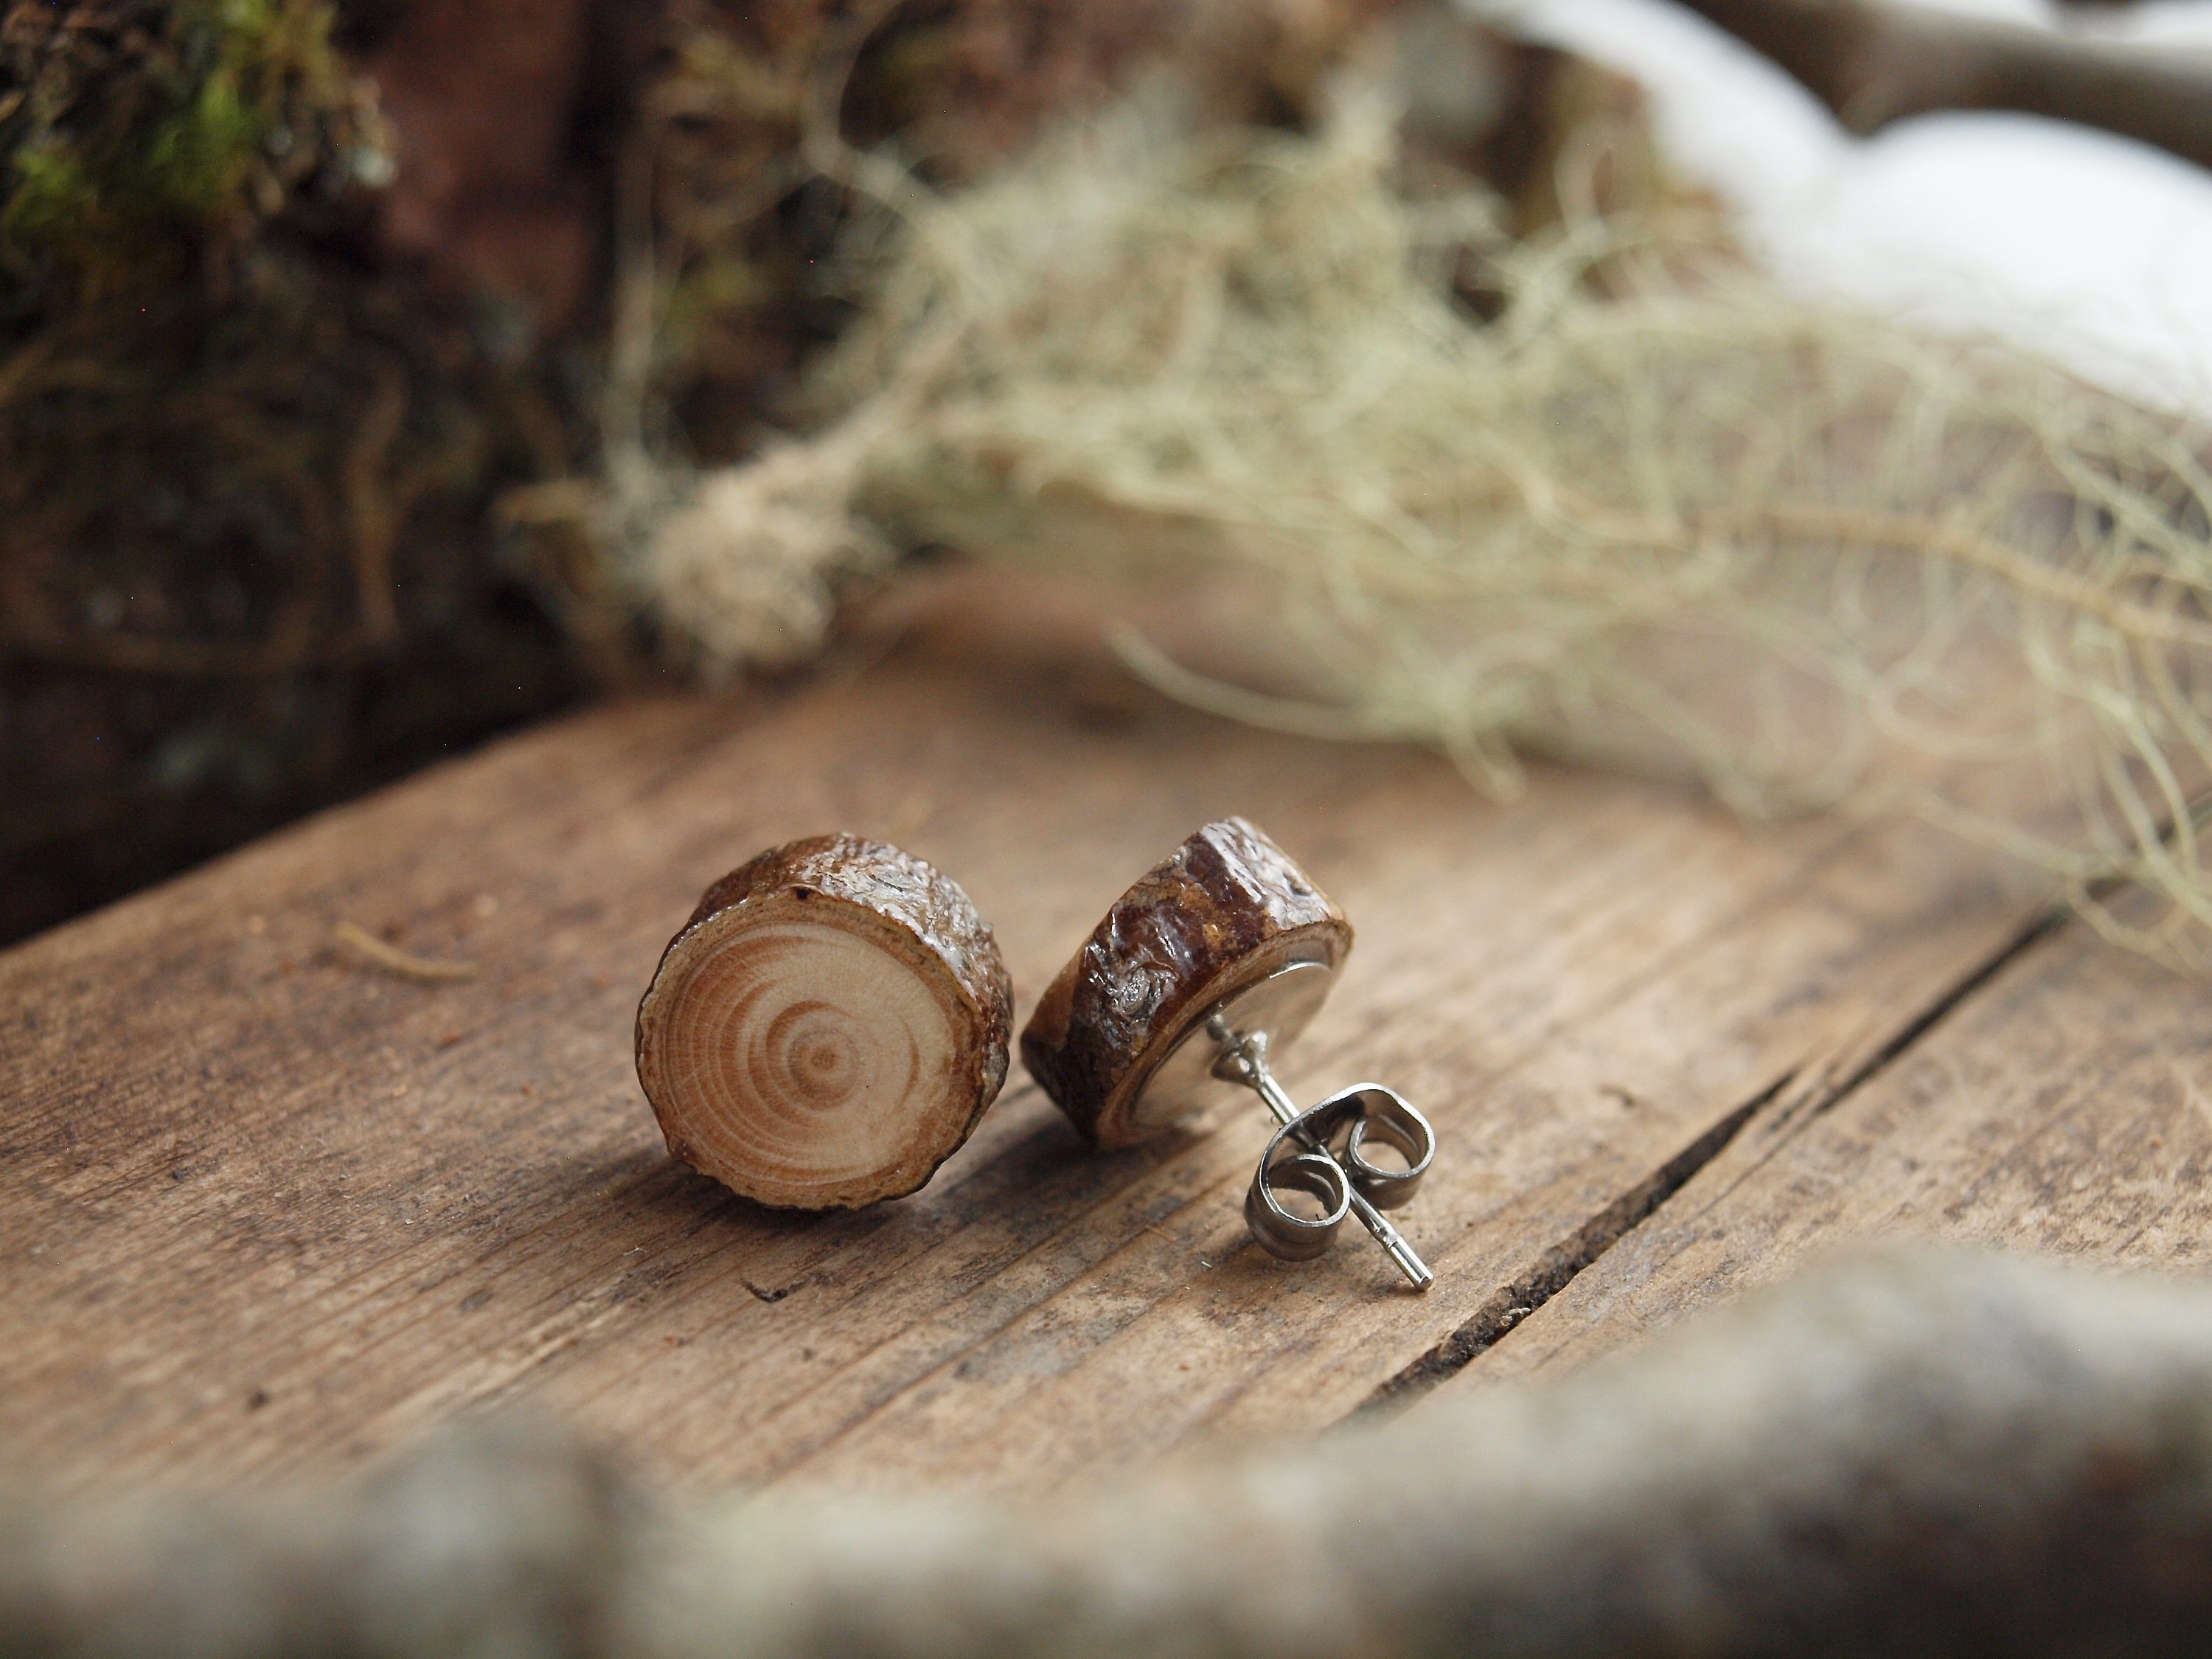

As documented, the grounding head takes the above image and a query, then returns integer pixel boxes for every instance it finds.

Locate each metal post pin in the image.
[1208,1019,1435,1290]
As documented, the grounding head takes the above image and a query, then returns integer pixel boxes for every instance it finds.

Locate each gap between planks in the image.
[1413,886,2212,1412]
[1354,901,2071,1416]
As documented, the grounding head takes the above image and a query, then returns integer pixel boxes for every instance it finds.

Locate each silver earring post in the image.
[1136,960,1437,1290]
[1212,1021,1436,1289]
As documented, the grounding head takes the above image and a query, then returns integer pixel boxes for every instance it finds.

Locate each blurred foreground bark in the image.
[7,1250,2212,1658]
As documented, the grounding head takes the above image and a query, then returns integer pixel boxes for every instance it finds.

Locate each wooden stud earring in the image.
[636,835,1012,1210]
[1022,818,1437,1289]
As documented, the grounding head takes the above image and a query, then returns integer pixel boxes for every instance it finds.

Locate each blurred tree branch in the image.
[1680,0,2212,171]
[10,1251,2212,1658]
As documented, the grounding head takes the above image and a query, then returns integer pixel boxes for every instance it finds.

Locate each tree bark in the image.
[10,1249,2212,1657]
[1020,818,1352,1150]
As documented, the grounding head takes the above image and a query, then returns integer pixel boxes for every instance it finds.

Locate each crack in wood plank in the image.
[1380,900,2073,1407]
[1778,905,2068,1134]
[1354,1074,1787,1414]
[1414,894,2212,1405]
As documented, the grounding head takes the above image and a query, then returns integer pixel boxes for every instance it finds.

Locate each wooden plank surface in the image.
[0,577,2084,1491]
[1419,905,2212,1406]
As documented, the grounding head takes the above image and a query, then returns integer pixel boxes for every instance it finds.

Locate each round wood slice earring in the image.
[1022,818,1436,1289]
[1021,818,1352,1151]
[636,835,1012,1210]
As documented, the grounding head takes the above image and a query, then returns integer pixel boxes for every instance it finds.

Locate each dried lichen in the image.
[639,76,2212,969]
[633,0,1215,470]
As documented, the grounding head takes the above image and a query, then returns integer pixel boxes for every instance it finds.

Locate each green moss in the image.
[139,36,267,220]
[1,0,369,302]
[4,147,103,244]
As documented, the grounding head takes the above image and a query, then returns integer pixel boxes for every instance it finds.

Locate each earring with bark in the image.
[636,835,1012,1210]
[1021,818,1437,1289]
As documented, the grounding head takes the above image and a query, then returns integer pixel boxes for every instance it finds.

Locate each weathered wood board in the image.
[0,580,2142,1492]
[1421,903,2212,1405]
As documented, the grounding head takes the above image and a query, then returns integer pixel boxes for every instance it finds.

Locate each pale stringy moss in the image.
[639,84,2212,968]
[644,422,894,671]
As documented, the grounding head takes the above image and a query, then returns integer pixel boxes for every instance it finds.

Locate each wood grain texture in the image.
[1419,909,2212,1403]
[635,834,1012,1210]
[0,574,2070,1492]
